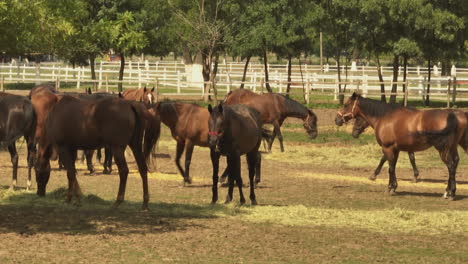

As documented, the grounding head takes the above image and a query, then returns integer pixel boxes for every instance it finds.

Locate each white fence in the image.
[1,60,468,105]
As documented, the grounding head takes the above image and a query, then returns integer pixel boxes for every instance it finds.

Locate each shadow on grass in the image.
[396,191,468,201]
[0,187,240,236]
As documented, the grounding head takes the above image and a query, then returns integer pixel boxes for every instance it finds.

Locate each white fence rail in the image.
[1,60,468,105]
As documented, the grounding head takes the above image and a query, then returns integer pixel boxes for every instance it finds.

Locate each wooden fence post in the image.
[154,78,159,102]
[404,79,409,107]
[447,77,451,108]
[1,75,4,92]
[177,70,181,94]
[55,77,60,91]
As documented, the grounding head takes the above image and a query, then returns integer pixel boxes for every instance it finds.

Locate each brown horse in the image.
[122,87,156,107]
[336,93,468,200]
[156,101,210,184]
[208,103,269,205]
[352,115,419,182]
[35,96,160,210]
[0,92,36,190]
[224,89,318,152]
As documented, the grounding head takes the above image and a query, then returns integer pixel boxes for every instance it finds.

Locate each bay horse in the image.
[208,103,269,205]
[122,86,156,107]
[156,101,210,184]
[336,92,468,200]
[0,92,36,190]
[35,96,160,210]
[352,115,420,182]
[224,89,318,152]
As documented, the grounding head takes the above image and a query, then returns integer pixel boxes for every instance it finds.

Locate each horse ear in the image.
[218,104,223,113]
[208,104,213,113]
[351,92,358,99]
[87,88,92,94]
[155,102,161,111]
[143,86,147,92]
[151,87,155,92]
[118,92,123,98]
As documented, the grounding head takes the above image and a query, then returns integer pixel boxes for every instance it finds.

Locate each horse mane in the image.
[357,96,410,117]
[278,94,310,117]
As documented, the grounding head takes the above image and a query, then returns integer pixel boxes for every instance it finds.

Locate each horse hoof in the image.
[141,206,150,212]
[388,189,397,196]
[102,169,111,175]
[251,200,258,206]
[211,200,217,205]
[368,175,377,181]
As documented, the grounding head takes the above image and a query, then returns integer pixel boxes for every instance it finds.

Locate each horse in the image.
[224,89,318,152]
[208,103,269,205]
[156,101,210,184]
[335,92,468,200]
[352,115,420,182]
[35,96,160,210]
[0,92,36,190]
[122,86,156,107]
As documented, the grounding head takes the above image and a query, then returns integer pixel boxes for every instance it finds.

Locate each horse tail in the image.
[463,112,468,152]
[143,106,161,168]
[418,112,457,136]
[261,128,273,144]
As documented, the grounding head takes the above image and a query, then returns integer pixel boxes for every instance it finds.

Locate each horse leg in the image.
[84,150,95,174]
[441,148,459,200]
[26,138,36,191]
[59,147,81,204]
[103,146,113,174]
[96,148,102,164]
[370,155,387,181]
[8,143,18,190]
[408,152,419,182]
[219,165,229,184]
[183,141,194,184]
[383,147,399,195]
[254,151,262,186]
[247,151,259,205]
[228,153,244,205]
[210,147,220,204]
[129,144,150,211]
[274,122,285,152]
[174,140,186,181]
[111,146,129,208]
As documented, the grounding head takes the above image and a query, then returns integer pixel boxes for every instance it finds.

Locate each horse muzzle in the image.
[308,130,318,139]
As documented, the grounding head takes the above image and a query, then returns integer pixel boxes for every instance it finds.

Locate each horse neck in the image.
[282,98,309,120]
[159,103,179,129]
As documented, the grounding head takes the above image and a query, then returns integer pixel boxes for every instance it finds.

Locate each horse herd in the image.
[0,86,466,210]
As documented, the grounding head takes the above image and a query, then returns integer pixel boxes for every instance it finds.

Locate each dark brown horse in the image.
[336,93,468,200]
[208,103,269,205]
[0,92,36,190]
[224,89,318,152]
[122,87,156,107]
[156,101,210,184]
[352,115,419,182]
[35,96,160,210]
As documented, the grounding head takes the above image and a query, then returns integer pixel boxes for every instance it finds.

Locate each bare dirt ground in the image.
[0,109,467,263]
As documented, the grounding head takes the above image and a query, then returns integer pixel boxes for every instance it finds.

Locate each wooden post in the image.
[452,77,457,106]
[76,66,81,89]
[177,70,181,94]
[98,62,103,90]
[56,77,60,91]
[404,79,409,107]
[105,74,109,92]
[261,78,264,94]
[22,64,26,81]
[1,75,4,92]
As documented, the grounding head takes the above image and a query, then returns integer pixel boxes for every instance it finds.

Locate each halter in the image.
[303,114,313,130]
[337,99,358,123]
[209,131,220,136]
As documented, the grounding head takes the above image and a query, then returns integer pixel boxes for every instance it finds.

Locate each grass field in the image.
[0,111,467,263]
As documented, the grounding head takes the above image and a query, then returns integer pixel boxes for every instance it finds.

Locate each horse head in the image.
[142,86,156,106]
[352,115,369,138]
[335,92,360,126]
[304,109,318,139]
[207,103,225,148]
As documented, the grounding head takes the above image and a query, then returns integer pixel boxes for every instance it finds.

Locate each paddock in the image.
[0,109,467,263]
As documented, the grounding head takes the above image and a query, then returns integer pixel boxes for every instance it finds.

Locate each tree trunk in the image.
[337,55,344,105]
[211,53,219,104]
[389,55,399,103]
[402,56,408,93]
[118,52,125,92]
[201,52,211,102]
[90,54,97,91]
[286,55,292,95]
[376,56,386,102]
[262,47,272,92]
[425,58,431,106]
[240,56,251,89]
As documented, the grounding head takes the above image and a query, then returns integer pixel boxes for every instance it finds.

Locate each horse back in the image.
[224,89,281,123]
[224,105,263,154]
[0,93,35,143]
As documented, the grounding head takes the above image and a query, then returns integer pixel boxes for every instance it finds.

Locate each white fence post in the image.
[98,62,103,90]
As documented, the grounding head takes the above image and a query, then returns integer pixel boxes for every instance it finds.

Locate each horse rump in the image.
[418,112,458,148]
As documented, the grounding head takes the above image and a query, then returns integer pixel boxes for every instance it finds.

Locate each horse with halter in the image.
[352,115,419,182]
[0,92,36,190]
[224,89,318,152]
[35,96,160,210]
[208,103,270,205]
[336,92,468,200]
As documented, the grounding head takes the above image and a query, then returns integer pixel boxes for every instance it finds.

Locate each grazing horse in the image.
[352,115,420,182]
[208,103,268,205]
[335,93,468,200]
[122,87,156,107]
[0,92,36,190]
[35,96,160,210]
[224,89,318,152]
